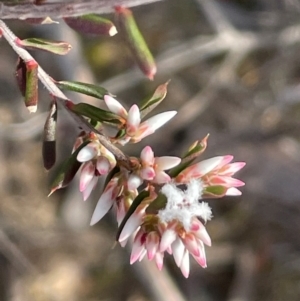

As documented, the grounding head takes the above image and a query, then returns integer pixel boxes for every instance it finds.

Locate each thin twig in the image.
[0,19,130,166]
[0,0,163,20]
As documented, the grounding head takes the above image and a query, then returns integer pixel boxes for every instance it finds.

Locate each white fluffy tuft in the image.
[158,179,212,230]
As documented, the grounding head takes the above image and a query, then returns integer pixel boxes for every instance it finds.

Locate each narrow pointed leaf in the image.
[115,6,156,80]
[15,57,27,96]
[139,81,169,118]
[57,80,111,100]
[64,14,117,36]
[49,140,90,195]
[116,190,150,241]
[19,38,71,55]
[42,99,57,170]
[145,193,167,214]
[25,60,38,113]
[69,102,122,125]
[182,134,209,160]
[168,159,194,179]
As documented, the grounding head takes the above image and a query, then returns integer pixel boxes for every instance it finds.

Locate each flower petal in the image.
[172,237,185,267]
[140,166,156,181]
[119,207,146,242]
[96,156,110,175]
[82,176,98,201]
[90,177,118,225]
[155,156,181,171]
[153,171,171,184]
[140,146,154,164]
[176,156,225,182]
[104,95,127,118]
[77,142,98,162]
[79,161,95,192]
[180,249,190,278]
[160,228,177,252]
[126,104,141,136]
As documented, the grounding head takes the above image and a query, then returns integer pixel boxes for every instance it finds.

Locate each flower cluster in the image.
[52,91,246,277]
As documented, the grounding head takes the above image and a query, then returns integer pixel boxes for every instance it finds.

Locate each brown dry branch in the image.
[0,19,131,167]
[0,0,163,20]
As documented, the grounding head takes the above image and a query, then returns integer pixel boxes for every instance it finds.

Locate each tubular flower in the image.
[127,179,213,278]
[104,95,177,145]
[175,155,246,196]
[90,172,142,226]
[139,146,181,184]
[76,137,116,201]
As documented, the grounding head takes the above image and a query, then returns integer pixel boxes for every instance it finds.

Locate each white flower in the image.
[104,95,177,145]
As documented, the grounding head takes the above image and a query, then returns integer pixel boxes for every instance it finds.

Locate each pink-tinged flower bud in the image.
[127,174,143,190]
[140,146,154,164]
[77,142,98,162]
[130,228,146,264]
[82,176,98,201]
[160,228,177,253]
[104,95,127,118]
[172,238,185,267]
[119,206,146,242]
[180,249,190,278]
[96,156,110,175]
[146,231,160,260]
[90,177,119,225]
[225,187,242,196]
[176,156,225,183]
[126,104,141,136]
[79,161,95,192]
[155,157,181,171]
[155,252,164,271]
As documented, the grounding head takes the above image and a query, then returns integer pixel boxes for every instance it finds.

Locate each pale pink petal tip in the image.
[155,156,181,170]
[226,187,242,196]
[127,105,141,135]
[96,157,110,175]
[145,111,177,132]
[140,146,154,163]
[104,95,127,118]
[90,193,114,225]
[77,144,97,162]
[119,212,143,242]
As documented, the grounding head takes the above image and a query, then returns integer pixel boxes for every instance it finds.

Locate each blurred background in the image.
[1,0,300,300]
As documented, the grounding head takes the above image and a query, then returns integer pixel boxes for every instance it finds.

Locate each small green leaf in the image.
[64,15,117,36]
[57,80,112,100]
[169,135,209,178]
[182,134,209,160]
[115,6,156,80]
[49,140,90,195]
[25,60,38,113]
[145,193,167,214]
[20,38,71,55]
[139,81,169,118]
[168,159,194,178]
[203,185,227,197]
[70,103,122,125]
[116,190,150,241]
